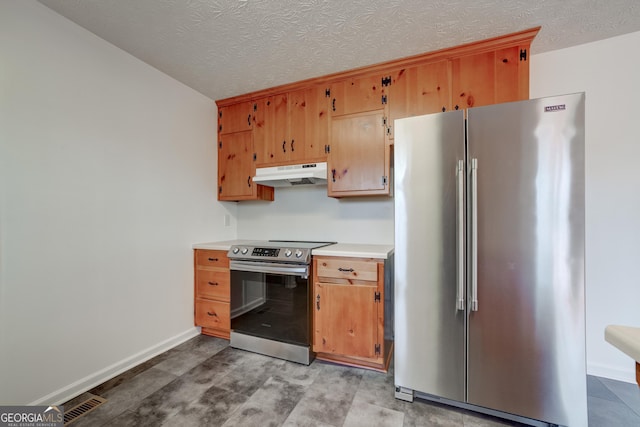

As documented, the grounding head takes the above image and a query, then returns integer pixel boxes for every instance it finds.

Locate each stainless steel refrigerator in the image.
[393,93,587,426]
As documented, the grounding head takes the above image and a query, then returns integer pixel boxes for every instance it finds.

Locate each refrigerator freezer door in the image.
[466,93,586,426]
[394,110,466,401]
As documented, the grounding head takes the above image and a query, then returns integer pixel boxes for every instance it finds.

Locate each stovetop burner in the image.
[227,240,335,264]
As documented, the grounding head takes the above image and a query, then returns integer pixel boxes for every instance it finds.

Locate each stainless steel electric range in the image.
[227,240,335,365]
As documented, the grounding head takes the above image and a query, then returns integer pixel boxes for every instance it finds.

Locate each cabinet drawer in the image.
[195,270,230,301]
[316,257,378,282]
[195,299,230,331]
[195,249,229,268]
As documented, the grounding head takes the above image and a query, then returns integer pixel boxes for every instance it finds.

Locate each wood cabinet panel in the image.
[313,282,377,359]
[195,299,231,330]
[288,86,329,163]
[218,131,274,201]
[195,270,230,301]
[451,44,529,110]
[254,94,289,165]
[388,60,451,139]
[219,101,254,135]
[330,75,387,116]
[316,257,378,282]
[195,249,229,268]
[328,110,388,197]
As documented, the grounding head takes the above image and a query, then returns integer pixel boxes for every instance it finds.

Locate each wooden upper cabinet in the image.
[218,131,274,201]
[216,28,539,200]
[218,101,254,135]
[330,74,388,116]
[288,86,329,163]
[387,60,451,139]
[254,87,329,167]
[328,110,389,197]
[254,94,289,165]
[451,44,530,110]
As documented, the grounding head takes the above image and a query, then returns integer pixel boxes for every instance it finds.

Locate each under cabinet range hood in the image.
[253,162,327,187]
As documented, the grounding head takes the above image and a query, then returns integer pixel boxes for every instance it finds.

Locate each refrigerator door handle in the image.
[471,158,479,311]
[456,160,465,311]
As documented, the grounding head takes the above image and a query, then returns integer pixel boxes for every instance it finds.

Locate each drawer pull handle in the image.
[338,267,354,272]
[207,311,217,317]
[207,281,219,286]
[208,258,218,262]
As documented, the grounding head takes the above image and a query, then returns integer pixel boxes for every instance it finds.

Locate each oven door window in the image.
[230,270,310,346]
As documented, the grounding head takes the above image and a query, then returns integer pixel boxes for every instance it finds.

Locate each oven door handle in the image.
[229,260,309,278]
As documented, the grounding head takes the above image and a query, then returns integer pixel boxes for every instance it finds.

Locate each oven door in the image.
[229,260,311,347]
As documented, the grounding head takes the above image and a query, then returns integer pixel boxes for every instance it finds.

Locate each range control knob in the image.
[295,249,304,258]
[240,247,248,255]
[232,247,239,254]
[284,249,292,257]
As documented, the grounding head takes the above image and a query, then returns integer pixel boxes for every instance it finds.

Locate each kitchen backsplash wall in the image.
[235,185,394,244]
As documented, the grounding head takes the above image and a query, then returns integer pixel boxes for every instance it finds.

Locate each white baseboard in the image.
[29,328,201,406]
[588,361,637,384]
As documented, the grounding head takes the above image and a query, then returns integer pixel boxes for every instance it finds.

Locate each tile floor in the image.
[63,335,640,426]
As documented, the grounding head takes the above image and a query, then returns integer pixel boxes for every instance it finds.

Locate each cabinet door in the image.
[388,60,451,139]
[314,282,377,359]
[254,94,289,165]
[289,86,329,163]
[451,45,528,110]
[218,131,255,200]
[328,110,389,197]
[218,101,254,135]
[331,75,387,116]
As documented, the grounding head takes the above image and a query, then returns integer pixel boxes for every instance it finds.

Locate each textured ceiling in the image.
[38,0,640,101]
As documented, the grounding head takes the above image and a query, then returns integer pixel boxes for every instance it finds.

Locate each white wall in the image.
[236,185,394,243]
[530,32,640,383]
[0,1,235,405]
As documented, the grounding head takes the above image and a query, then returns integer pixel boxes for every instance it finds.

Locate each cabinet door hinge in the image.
[253,103,257,111]
[253,153,257,161]
[218,186,222,194]
[386,126,392,136]
[382,176,388,186]
[219,141,222,149]
[219,111,222,118]
[374,291,381,302]
[325,144,331,154]
[375,343,381,355]
[382,116,387,126]
[381,94,387,105]
[325,88,331,97]
[519,48,528,61]
[381,76,392,87]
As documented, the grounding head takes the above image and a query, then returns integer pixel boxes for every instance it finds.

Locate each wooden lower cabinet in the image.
[194,249,231,339]
[312,255,393,372]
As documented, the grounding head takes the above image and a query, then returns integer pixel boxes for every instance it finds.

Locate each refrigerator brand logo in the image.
[544,104,566,112]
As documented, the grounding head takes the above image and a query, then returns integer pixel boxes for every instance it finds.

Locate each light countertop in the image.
[192,241,393,259]
[312,243,394,259]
